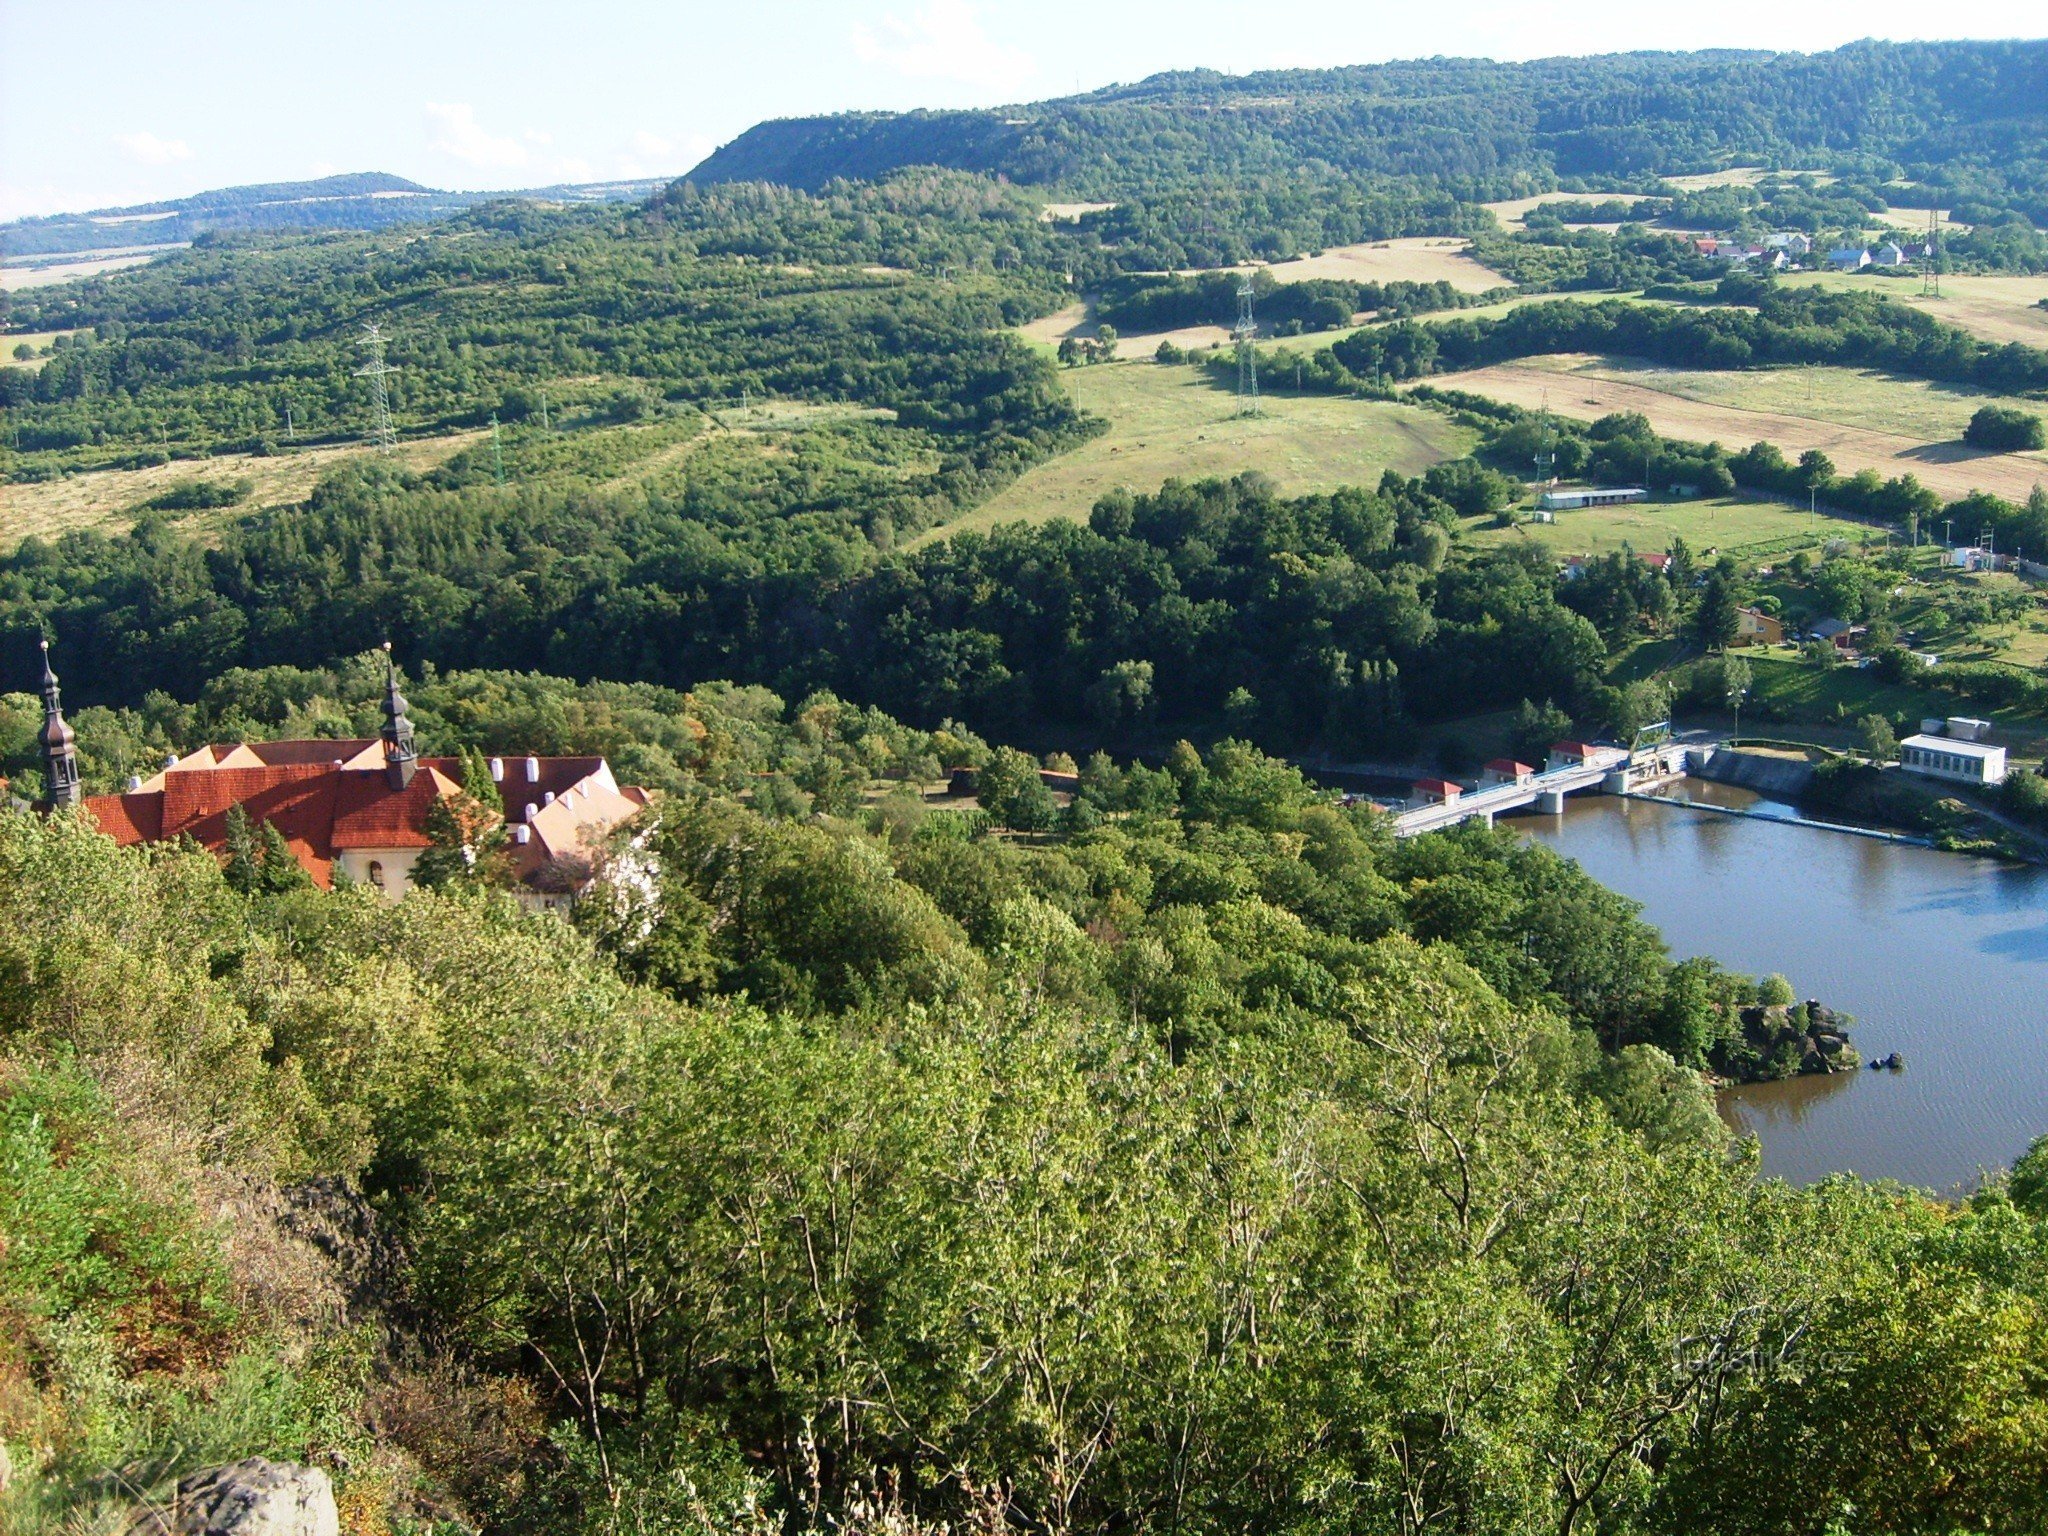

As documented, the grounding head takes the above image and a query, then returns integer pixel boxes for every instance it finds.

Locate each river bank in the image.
[1520,784,2048,1191]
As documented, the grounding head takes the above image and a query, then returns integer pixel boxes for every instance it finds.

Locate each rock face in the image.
[127,1458,338,1536]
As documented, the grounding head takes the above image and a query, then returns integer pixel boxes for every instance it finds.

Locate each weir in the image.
[1389,739,1692,837]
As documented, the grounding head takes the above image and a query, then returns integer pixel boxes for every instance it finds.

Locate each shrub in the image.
[1963,406,2046,452]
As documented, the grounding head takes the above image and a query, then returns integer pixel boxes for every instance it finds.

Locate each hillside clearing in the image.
[1016,301,1232,361]
[1426,357,2048,504]
[1466,493,1878,559]
[0,432,483,548]
[1228,238,1508,292]
[915,361,1475,546]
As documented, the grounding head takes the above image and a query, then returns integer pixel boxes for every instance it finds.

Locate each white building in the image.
[1898,734,2007,787]
[1539,486,1646,511]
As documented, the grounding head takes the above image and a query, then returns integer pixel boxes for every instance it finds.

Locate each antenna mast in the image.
[1235,275,1260,418]
[1921,202,1941,299]
[354,321,399,453]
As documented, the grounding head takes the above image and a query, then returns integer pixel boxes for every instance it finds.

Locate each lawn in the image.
[919,358,1477,545]
[1465,494,1876,560]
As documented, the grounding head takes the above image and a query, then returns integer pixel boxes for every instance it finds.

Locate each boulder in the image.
[127,1458,338,1536]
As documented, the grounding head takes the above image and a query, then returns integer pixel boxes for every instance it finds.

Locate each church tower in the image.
[38,639,83,807]
[380,642,418,791]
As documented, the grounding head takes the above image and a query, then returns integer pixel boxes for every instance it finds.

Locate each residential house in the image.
[1828,246,1871,271]
[1735,606,1786,646]
[1871,241,1906,267]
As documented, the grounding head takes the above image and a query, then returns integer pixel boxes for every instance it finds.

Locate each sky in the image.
[1,0,2044,220]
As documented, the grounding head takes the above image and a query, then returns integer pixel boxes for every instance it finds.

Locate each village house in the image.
[27,642,648,911]
[1735,606,1786,646]
[1828,245,1871,271]
[1871,241,1906,267]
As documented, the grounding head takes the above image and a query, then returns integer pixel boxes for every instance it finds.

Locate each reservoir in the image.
[1519,781,2048,1192]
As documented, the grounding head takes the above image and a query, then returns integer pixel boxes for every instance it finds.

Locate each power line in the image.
[1234,275,1260,418]
[354,321,399,453]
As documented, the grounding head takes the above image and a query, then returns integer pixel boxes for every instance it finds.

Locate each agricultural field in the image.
[1779,270,2048,349]
[2,329,75,370]
[1017,301,1231,361]
[1427,355,2048,503]
[0,244,183,290]
[0,431,483,548]
[1236,238,1508,292]
[916,358,1475,545]
[1465,493,1877,560]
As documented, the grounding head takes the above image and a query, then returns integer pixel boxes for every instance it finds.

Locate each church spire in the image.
[38,639,82,807]
[380,641,418,790]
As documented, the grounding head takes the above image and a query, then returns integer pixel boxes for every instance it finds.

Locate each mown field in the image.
[917,358,1475,545]
[1467,493,1880,560]
[1779,270,2048,349]
[1427,355,2048,504]
[1233,237,1507,292]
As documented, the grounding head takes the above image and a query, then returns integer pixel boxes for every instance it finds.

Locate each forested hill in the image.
[0,172,670,259]
[688,39,2048,213]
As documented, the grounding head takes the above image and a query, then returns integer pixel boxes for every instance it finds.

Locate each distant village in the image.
[1688,230,1938,272]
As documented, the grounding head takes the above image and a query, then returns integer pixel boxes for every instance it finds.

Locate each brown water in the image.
[1517,784,2048,1191]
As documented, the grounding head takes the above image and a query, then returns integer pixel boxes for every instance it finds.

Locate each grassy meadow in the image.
[918,357,1476,545]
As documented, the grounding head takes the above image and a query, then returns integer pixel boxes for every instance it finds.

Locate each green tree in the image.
[1695,572,1741,652]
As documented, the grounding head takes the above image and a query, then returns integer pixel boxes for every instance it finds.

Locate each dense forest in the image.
[691,40,2048,221]
[9,721,2048,1533]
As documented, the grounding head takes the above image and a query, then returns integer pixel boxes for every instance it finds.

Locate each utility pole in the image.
[1234,275,1260,417]
[1922,202,1942,299]
[354,321,398,453]
[490,413,504,485]
[284,397,295,442]
[539,388,550,432]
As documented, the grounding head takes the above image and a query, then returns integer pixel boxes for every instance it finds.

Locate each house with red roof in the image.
[1409,777,1463,808]
[30,643,647,910]
[1483,758,1536,787]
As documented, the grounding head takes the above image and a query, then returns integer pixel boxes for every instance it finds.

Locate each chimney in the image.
[543,791,555,806]
[165,751,180,768]
[489,756,504,782]
[126,775,143,792]
[525,756,540,783]
[526,802,539,822]
[512,825,530,845]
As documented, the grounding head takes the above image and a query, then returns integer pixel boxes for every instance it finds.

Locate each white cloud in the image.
[851,0,1035,95]
[114,131,192,166]
[424,102,529,171]
[631,129,673,158]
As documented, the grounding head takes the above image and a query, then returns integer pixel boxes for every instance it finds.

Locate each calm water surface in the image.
[1518,784,2048,1191]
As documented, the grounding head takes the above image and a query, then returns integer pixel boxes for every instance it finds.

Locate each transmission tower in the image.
[1234,275,1260,417]
[489,412,504,485]
[1921,202,1942,299]
[1534,388,1556,487]
[354,321,399,453]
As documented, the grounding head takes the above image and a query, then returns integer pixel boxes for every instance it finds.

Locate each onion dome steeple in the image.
[380,641,418,791]
[38,639,82,807]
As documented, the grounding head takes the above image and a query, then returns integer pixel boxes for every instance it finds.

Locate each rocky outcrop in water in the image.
[1714,999,1858,1082]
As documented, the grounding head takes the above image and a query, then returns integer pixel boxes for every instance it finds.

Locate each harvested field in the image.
[1228,238,1507,293]
[1016,301,1231,361]
[916,360,1474,546]
[0,244,184,290]
[1780,270,2048,350]
[0,431,484,548]
[1426,357,2048,504]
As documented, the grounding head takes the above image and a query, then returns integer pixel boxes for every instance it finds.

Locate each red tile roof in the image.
[1412,777,1462,797]
[82,746,645,893]
[1485,758,1534,775]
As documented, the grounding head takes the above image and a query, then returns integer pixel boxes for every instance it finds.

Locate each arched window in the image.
[366,860,385,889]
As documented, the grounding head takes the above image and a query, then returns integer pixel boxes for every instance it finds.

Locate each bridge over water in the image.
[1390,740,1693,837]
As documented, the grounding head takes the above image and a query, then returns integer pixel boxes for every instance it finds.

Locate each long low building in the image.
[1898,733,2007,787]
[1538,486,1646,511]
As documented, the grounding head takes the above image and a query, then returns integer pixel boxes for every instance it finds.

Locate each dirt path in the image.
[1428,363,2048,504]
